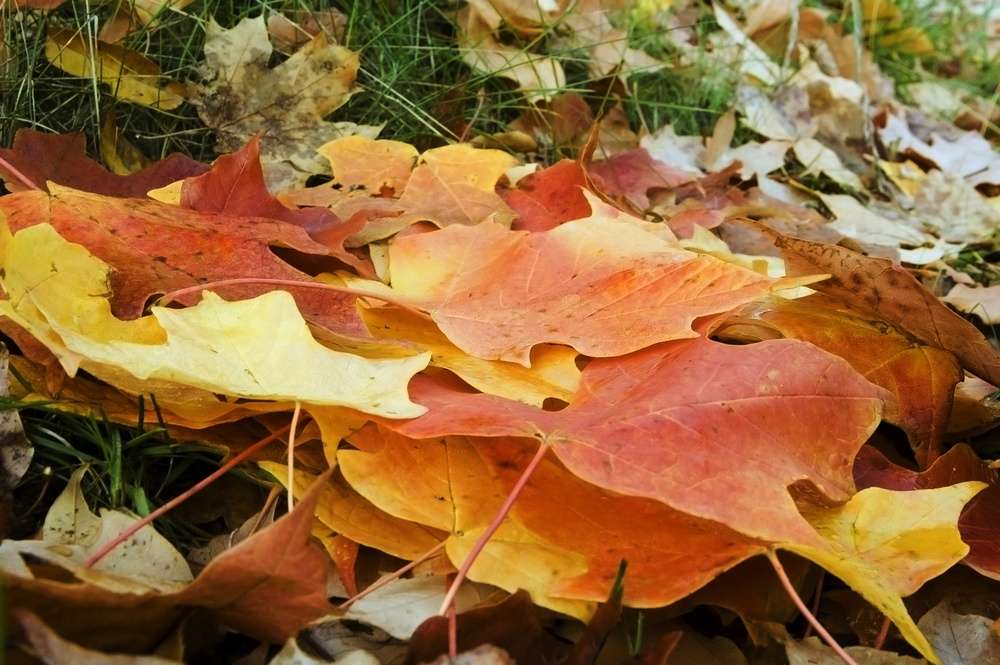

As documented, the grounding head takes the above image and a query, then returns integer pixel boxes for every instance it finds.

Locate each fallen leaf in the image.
[389,336,886,545]
[587,148,695,210]
[319,135,418,194]
[391,144,519,229]
[719,295,963,465]
[853,444,1000,581]
[386,198,795,364]
[0,184,368,336]
[0,345,31,536]
[45,27,185,110]
[340,426,763,613]
[0,222,429,416]
[793,138,863,190]
[15,611,185,665]
[270,640,379,665]
[456,7,566,102]
[943,284,1000,325]
[359,304,581,407]
[501,159,593,232]
[194,15,377,191]
[763,229,1000,386]
[178,138,371,274]
[787,483,985,662]
[260,462,445,561]
[267,8,348,53]
[0,129,205,195]
[713,4,782,85]
[405,591,564,665]
[785,635,927,664]
[917,598,1000,665]
[341,575,482,640]
[99,112,150,176]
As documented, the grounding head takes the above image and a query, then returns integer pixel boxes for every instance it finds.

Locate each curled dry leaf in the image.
[762,228,1000,387]
[943,284,1000,325]
[45,28,185,110]
[193,15,378,191]
[456,6,565,102]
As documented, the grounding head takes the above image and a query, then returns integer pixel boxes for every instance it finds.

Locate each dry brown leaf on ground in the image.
[192,15,380,192]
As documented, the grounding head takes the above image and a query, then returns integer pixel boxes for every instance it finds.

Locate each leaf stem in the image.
[84,423,292,568]
[767,551,859,665]
[287,402,302,513]
[0,155,41,191]
[437,442,549,618]
[873,615,891,650]
[155,277,417,308]
[337,540,447,609]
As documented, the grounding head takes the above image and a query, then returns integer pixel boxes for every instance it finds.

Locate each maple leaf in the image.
[387,336,886,546]
[0,129,205,195]
[854,444,1000,581]
[319,135,419,194]
[192,15,379,191]
[179,138,372,275]
[261,462,445,561]
[587,148,695,211]
[500,160,594,232]
[384,198,804,364]
[719,295,963,465]
[0,223,428,416]
[393,144,519,229]
[765,230,1000,386]
[0,184,367,336]
[338,425,763,615]
[786,482,984,663]
[358,304,581,407]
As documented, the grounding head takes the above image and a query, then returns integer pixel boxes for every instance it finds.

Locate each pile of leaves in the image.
[3,1,1000,664]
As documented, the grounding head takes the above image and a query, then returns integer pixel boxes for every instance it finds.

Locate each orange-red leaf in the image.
[388,204,787,364]
[389,337,886,544]
[501,160,592,231]
[0,185,366,336]
[720,295,963,465]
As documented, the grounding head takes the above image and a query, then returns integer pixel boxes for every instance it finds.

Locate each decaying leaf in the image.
[763,228,1000,386]
[45,27,185,110]
[918,598,1000,665]
[193,15,378,191]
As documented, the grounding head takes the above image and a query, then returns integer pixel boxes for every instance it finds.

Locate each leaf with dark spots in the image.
[762,227,1000,386]
[854,444,1000,581]
[0,129,205,196]
[0,184,368,336]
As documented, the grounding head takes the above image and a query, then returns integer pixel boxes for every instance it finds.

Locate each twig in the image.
[85,423,292,567]
[767,550,859,665]
[437,442,549,617]
[338,540,447,609]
